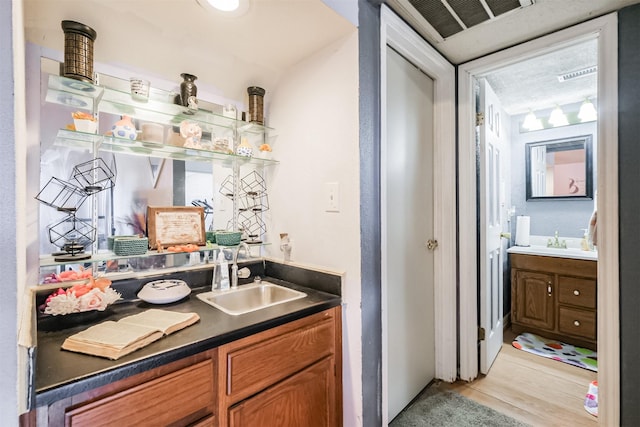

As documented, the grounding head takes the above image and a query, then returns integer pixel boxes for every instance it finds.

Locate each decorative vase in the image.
[236,138,253,157]
[180,73,198,109]
[111,115,137,141]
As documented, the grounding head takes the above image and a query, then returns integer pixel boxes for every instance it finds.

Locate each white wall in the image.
[5,0,27,420]
[264,31,362,425]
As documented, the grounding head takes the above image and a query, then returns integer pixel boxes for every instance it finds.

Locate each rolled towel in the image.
[587,210,597,248]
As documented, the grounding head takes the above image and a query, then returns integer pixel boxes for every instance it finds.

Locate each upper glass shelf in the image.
[55,129,279,166]
[47,74,276,137]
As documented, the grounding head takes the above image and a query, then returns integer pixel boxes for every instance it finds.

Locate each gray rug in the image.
[390,383,531,427]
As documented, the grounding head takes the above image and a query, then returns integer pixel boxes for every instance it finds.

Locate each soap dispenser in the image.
[213,250,230,290]
[581,228,590,251]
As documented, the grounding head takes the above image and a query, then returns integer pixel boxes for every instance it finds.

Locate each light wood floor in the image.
[440,329,598,426]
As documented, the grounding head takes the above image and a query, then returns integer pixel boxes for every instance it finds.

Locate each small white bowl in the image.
[73,118,97,134]
[137,279,191,304]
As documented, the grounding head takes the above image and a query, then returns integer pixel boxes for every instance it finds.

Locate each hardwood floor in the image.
[440,329,597,426]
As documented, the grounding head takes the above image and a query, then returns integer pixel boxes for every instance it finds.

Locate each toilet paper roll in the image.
[515,216,530,247]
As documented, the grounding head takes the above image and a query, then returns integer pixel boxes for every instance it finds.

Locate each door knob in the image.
[426,240,438,250]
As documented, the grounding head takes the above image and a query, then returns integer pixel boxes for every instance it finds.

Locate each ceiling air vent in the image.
[406,0,532,39]
[557,66,598,82]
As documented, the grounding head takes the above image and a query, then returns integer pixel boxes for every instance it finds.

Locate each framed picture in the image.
[147,206,205,249]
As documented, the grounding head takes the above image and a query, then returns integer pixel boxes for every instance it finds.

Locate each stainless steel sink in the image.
[196,282,307,315]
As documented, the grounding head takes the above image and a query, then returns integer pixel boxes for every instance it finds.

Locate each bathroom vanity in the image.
[508,247,597,350]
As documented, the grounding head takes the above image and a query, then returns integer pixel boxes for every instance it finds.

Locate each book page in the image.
[64,321,160,350]
[119,309,199,335]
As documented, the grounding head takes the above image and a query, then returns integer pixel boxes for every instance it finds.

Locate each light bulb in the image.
[523,110,543,131]
[548,105,568,127]
[578,98,597,122]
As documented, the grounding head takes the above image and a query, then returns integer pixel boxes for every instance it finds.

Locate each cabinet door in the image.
[228,357,335,427]
[64,359,215,427]
[513,270,554,330]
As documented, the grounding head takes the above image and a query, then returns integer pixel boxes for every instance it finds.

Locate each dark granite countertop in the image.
[35,270,341,407]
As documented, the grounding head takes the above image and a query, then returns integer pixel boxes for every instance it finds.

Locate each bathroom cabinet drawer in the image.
[558,277,596,309]
[558,307,596,340]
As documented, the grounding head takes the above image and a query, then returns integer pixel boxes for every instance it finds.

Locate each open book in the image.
[61,309,200,360]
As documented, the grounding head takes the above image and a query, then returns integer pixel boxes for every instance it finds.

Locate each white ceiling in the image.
[482,38,598,115]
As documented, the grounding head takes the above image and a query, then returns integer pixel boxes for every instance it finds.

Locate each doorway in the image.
[458,14,619,425]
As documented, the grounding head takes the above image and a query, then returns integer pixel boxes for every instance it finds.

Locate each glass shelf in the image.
[38,242,269,285]
[47,74,276,137]
[54,129,279,166]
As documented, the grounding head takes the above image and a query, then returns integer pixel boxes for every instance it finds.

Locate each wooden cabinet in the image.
[218,306,342,427]
[38,349,218,427]
[36,307,342,427]
[510,253,597,349]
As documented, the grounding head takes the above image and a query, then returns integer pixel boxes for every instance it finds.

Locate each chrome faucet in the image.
[547,231,567,249]
[231,242,251,289]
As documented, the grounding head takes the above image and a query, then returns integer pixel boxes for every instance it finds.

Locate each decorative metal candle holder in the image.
[36,159,116,261]
[61,20,97,83]
[220,170,269,243]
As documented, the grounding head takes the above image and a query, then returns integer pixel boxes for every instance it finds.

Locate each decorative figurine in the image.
[111,115,137,141]
[180,120,202,149]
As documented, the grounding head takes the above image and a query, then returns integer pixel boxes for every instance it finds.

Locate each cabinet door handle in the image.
[574,320,581,327]
[547,283,552,296]
[573,289,580,296]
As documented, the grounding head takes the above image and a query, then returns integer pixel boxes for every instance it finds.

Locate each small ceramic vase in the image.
[111,115,137,141]
[236,138,253,157]
[180,73,198,108]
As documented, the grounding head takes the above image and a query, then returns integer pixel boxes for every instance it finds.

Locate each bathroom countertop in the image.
[507,245,598,261]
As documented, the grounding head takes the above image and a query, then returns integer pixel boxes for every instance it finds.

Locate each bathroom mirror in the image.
[525,135,593,200]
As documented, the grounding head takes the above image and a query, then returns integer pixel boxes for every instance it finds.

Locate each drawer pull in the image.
[574,320,581,327]
[573,290,580,296]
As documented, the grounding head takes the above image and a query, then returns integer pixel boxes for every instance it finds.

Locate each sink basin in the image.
[196,282,307,315]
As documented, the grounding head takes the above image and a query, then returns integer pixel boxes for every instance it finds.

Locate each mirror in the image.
[525,135,593,200]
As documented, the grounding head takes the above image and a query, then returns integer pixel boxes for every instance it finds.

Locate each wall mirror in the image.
[525,135,593,200]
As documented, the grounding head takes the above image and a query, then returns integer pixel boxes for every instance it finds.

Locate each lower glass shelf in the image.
[38,242,269,286]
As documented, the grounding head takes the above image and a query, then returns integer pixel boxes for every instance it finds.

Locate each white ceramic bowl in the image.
[74,118,97,134]
[137,279,191,304]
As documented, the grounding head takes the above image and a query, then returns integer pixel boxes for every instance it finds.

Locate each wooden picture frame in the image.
[147,206,205,249]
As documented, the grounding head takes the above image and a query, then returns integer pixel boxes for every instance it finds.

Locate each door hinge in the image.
[476,112,484,126]
[478,327,485,341]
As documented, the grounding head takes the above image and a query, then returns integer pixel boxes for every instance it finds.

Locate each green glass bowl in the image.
[215,231,242,246]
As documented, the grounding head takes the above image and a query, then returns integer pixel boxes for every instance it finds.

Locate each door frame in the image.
[458,13,619,426]
[381,5,457,424]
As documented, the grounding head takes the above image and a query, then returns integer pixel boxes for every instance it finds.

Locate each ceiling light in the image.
[522,110,543,131]
[195,0,249,16]
[578,98,597,122]
[207,0,239,11]
[548,105,568,127]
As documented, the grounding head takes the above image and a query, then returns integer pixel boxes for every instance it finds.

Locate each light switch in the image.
[325,182,340,212]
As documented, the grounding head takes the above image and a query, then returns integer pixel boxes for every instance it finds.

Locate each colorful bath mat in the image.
[512,332,597,372]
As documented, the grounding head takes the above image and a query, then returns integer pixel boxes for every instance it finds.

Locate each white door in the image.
[478,78,506,374]
[384,46,435,421]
